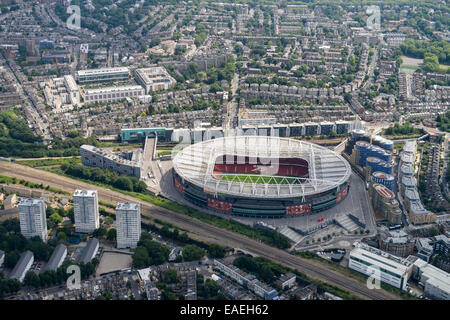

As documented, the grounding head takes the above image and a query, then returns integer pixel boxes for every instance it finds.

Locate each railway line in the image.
[0,162,401,300]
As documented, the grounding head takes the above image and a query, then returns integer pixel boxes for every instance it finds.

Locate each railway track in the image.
[0,162,401,300]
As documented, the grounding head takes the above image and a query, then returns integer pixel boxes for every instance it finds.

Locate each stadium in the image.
[172,136,351,217]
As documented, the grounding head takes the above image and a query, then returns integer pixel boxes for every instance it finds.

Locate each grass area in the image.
[16,157,80,167]
[157,151,172,157]
[220,173,302,184]
[0,174,69,195]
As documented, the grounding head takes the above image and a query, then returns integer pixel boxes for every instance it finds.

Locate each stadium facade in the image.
[172,136,351,217]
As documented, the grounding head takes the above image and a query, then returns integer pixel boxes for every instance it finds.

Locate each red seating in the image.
[214,155,309,178]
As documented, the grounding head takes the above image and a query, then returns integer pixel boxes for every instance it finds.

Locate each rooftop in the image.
[76,67,129,76]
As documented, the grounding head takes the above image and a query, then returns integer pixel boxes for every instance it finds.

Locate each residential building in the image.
[78,238,99,263]
[416,238,434,262]
[18,198,48,241]
[433,235,450,256]
[275,273,296,290]
[116,202,141,249]
[0,249,4,267]
[4,193,17,209]
[348,243,414,290]
[9,251,34,282]
[43,244,67,272]
[135,67,176,93]
[73,190,99,233]
[369,182,402,225]
[214,259,278,300]
[80,144,142,178]
[76,67,130,84]
[377,230,415,258]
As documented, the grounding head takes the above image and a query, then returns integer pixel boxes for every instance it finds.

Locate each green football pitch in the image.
[219,173,303,184]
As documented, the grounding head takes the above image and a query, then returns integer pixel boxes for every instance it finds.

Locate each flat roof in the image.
[73,189,97,197]
[116,202,140,211]
[350,247,411,276]
[18,198,45,207]
[373,183,394,198]
[76,67,129,76]
[84,85,143,94]
[410,201,429,215]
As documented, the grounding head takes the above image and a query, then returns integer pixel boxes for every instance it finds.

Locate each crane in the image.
[369,107,396,144]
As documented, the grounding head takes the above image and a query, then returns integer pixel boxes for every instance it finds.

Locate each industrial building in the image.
[134,67,176,93]
[78,238,99,263]
[82,85,144,104]
[80,144,143,178]
[43,244,67,272]
[75,67,130,84]
[349,243,414,290]
[73,190,99,233]
[18,198,48,241]
[412,258,450,300]
[116,202,141,249]
[9,251,34,282]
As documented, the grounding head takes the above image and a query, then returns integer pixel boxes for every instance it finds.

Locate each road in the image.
[0,161,401,300]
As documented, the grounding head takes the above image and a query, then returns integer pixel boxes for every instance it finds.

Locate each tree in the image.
[24,271,41,288]
[4,251,20,269]
[205,279,219,298]
[182,245,205,262]
[48,213,63,228]
[106,228,117,241]
[132,247,150,268]
[164,269,178,284]
[208,244,226,258]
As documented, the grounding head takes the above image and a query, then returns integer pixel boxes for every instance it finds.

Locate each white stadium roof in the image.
[173,136,351,199]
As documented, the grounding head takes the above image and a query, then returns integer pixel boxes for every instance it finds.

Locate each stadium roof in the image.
[173,136,351,199]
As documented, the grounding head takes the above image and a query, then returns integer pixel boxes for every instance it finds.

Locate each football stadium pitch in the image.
[219,173,303,184]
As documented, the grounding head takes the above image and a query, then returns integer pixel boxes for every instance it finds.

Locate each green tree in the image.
[24,271,41,288]
[182,245,205,262]
[164,269,178,284]
[106,228,117,241]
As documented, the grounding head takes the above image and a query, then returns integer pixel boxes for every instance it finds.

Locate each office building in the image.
[9,251,34,282]
[78,238,99,263]
[18,198,48,241]
[412,258,450,300]
[349,243,414,290]
[116,202,141,249]
[73,190,99,233]
[43,244,67,272]
[135,67,176,93]
[76,67,130,84]
[82,85,144,104]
